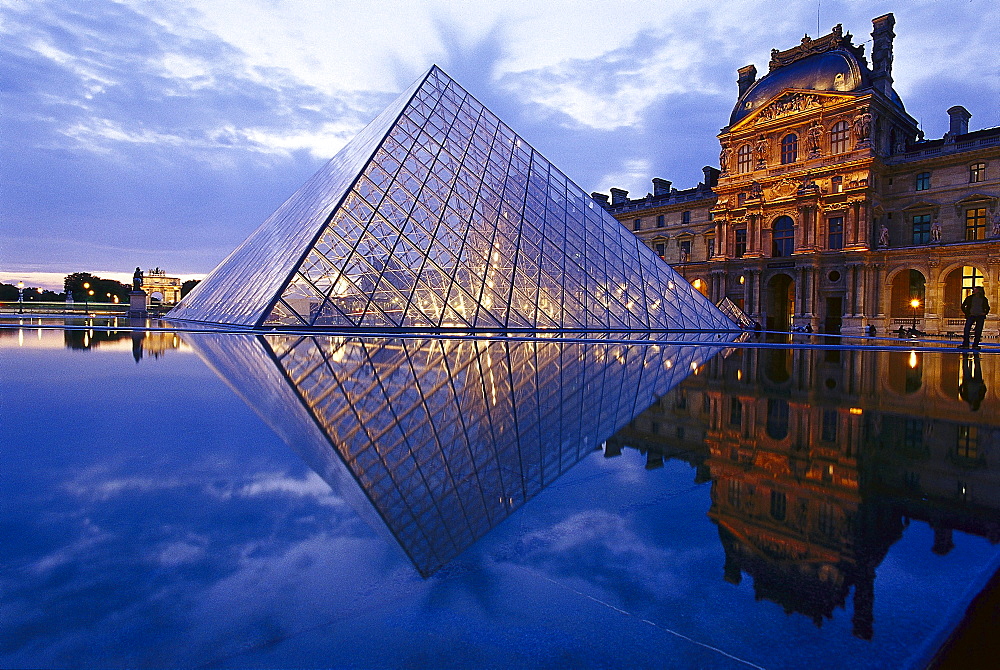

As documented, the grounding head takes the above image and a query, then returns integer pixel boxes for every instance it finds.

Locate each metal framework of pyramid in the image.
[171,66,736,332]
[190,332,725,575]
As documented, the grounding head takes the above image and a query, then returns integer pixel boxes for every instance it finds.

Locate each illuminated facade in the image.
[172,67,734,332]
[601,14,999,335]
[190,332,724,575]
[608,347,1000,638]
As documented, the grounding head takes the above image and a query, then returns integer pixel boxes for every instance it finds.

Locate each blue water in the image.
[2,325,998,668]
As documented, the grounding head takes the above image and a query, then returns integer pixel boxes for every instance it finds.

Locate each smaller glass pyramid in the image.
[171,66,736,332]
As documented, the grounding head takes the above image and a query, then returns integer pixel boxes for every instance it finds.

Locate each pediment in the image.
[729,89,856,131]
[902,200,938,212]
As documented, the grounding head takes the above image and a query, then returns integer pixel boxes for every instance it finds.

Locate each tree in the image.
[181,279,200,298]
[64,272,130,303]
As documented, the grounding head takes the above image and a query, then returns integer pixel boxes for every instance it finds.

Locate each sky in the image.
[2,0,998,291]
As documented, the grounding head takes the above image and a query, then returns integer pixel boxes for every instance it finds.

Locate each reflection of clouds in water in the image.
[0,466,400,668]
[502,510,699,607]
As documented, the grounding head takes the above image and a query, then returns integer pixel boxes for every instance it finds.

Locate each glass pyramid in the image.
[171,66,735,332]
[189,332,727,575]
[716,297,754,330]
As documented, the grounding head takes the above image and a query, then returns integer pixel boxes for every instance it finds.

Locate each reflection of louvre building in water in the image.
[191,333,722,575]
[172,67,733,333]
[599,13,999,336]
[608,348,999,639]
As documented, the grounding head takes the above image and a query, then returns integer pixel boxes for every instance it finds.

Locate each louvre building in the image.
[599,13,999,337]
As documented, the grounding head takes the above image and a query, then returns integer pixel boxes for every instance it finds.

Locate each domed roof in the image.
[729,50,867,126]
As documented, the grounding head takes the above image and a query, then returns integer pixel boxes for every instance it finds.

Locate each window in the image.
[957,426,979,460]
[966,207,987,241]
[656,214,665,228]
[730,398,742,426]
[770,490,787,521]
[828,216,844,250]
[962,266,984,299]
[781,133,798,164]
[655,243,665,258]
[737,144,753,173]
[706,237,715,259]
[915,172,930,191]
[734,229,747,257]
[912,214,931,244]
[830,121,850,154]
[970,162,986,183]
[737,192,747,207]
[633,218,641,231]
[772,216,794,257]
[903,419,924,451]
[766,398,789,441]
[831,176,843,193]
[682,210,691,224]
[821,410,838,442]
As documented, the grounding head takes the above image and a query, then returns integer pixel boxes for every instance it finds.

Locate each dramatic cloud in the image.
[2,0,997,284]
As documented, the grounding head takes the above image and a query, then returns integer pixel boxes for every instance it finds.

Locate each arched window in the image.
[780,134,798,164]
[772,216,794,257]
[830,121,850,154]
[737,144,753,173]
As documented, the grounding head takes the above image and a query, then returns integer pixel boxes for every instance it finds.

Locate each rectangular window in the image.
[730,398,742,426]
[655,243,665,258]
[682,210,691,224]
[962,266,984,299]
[966,207,987,241]
[734,229,747,257]
[738,192,747,207]
[915,172,930,191]
[679,239,691,260]
[656,214,664,228]
[770,490,787,521]
[821,409,838,442]
[828,216,844,250]
[633,218,641,231]
[831,176,843,193]
[957,426,979,460]
[912,214,931,244]
[903,419,924,450]
[970,162,986,183]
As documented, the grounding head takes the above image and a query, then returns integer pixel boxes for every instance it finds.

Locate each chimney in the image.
[702,166,721,188]
[947,106,971,137]
[737,64,757,98]
[610,188,629,205]
[591,192,610,208]
[870,13,895,95]
[652,178,671,196]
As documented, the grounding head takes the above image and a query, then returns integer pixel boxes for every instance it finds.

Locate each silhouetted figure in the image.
[959,352,987,411]
[866,324,876,337]
[133,267,144,291]
[960,286,990,349]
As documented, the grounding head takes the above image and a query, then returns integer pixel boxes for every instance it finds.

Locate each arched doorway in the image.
[691,277,709,297]
[942,266,984,317]
[890,269,926,322]
[766,274,794,331]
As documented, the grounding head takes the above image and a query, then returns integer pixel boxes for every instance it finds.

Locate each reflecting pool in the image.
[3,323,998,668]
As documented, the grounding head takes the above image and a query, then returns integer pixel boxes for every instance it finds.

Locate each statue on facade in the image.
[754,135,770,167]
[749,181,763,199]
[133,267,143,291]
[853,111,874,145]
[991,209,1000,238]
[878,224,890,248]
[806,121,823,157]
[930,218,942,243]
[719,143,732,173]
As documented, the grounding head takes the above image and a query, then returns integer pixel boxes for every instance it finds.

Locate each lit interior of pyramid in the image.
[170,66,737,332]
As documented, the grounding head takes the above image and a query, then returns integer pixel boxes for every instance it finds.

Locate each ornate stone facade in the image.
[598,13,1000,336]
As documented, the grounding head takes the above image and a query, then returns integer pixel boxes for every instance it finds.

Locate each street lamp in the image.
[83,282,90,313]
[909,297,920,332]
[17,281,24,314]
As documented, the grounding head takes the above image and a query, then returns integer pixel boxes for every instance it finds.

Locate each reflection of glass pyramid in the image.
[716,297,754,330]
[172,66,735,331]
[190,333,725,575]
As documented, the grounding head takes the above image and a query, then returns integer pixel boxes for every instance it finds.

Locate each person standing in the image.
[960,286,990,349]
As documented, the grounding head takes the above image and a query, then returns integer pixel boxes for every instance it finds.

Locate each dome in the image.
[729,50,876,126]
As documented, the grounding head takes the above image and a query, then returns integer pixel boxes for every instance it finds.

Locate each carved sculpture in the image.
[878,224,890,248]
[991,209,1000,238]
[754,135,770,167]
[853,110,874,145]
[806,121,823,157]
[719,143,731,173]
[930,218,942,243]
